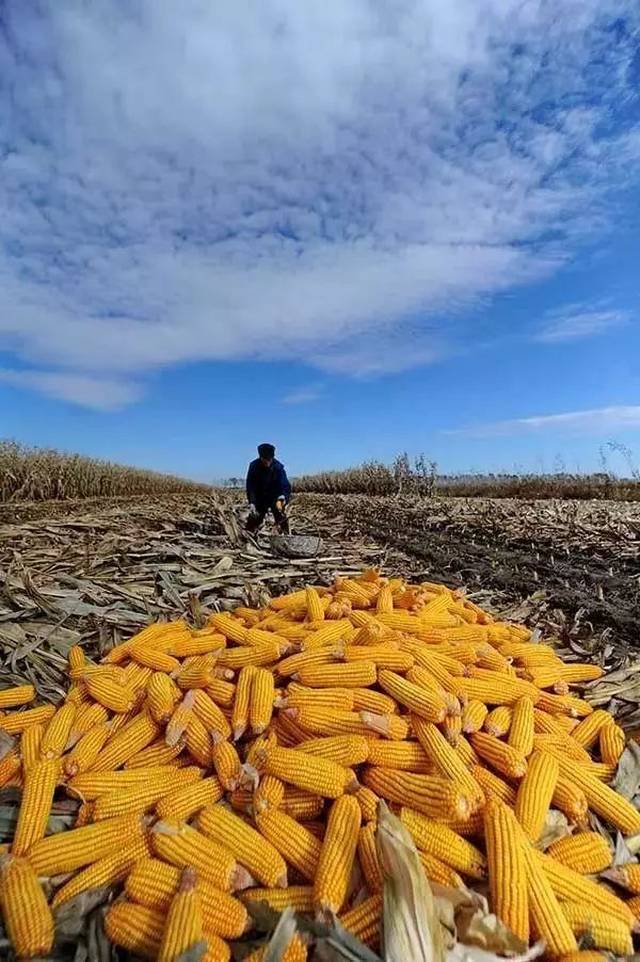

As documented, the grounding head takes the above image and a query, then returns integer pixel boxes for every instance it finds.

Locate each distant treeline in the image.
[291,452,640,500]
[0,441,210,503]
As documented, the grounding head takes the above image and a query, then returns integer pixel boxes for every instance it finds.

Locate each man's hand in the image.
[276,497,286,512]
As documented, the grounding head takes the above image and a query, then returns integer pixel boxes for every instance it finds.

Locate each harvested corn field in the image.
[1,492,640,959]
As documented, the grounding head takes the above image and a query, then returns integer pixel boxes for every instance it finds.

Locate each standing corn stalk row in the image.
[0,568,637,960]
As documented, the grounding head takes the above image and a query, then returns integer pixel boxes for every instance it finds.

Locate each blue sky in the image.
[1,1,639,481]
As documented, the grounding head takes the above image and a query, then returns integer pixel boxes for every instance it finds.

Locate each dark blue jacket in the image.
[246,458,291,509]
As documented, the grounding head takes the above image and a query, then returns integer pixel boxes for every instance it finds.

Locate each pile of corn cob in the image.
[0,570,639,961]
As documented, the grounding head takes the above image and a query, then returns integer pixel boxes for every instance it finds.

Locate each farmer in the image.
[245,443,291,534]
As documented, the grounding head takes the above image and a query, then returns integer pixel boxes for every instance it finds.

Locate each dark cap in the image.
[258,443,276,459]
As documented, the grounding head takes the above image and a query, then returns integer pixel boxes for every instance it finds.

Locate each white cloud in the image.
[0,369,142,411]
[281,387,323,405]
[535,304,630,342]
[446,406,640,438]
[0,1,639,406]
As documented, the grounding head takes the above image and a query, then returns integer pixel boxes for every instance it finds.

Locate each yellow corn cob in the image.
[151,820,243,892]
[313,794,361,914]
[281,788,324,821]
[255,806,322,881]
[156,776,224,821]
[249,668,275,735]
[306,586,325,622]
[0,704,56,734]
[231,666,256,740]
[400,806,485,877]
[70,766,186,798]
[254,774,285,813]
[285,685,355,712]
[484,705,513,737]
[359,710,408,742]
[418,850,464,888]
[571,710,612,749]
[300,621,354,649]
[560,903,633,955]
[514,750,559,842]
[261,745,357,797]
[471,765,517,806]
[536,691,592,718]
[92,766,202,820]
[68,701,109,742]
[350,687,397,715]
[602,862,640,894]
[355,786,379,822]
[378,670,446,722]
[12,757,60,855]
[81,671,136,713]
[508,696,535,756]
[299,735,370,766]
[357,821,383,892]
[191,689,231,738]
[599,722,625,766]
[553,774,589,824]
[125,738,185,769]
[130,642,180,674]
[158,865,202,962]
[365,739,432,772]
[0,684,35,709]
[339,892,382,947]
[51,833,150,908]
[412,717,484,807]
[288,705,406,740]
[342,645,414,672]
[484,797,529,943]
[363,768,473,822]
[531,734,593,767]
[470,732,527,779]
[122,661,153,694]
[454,734,479,768]
[20,723,44,770]
[147,672,181,724]
[0,855,54,958]
[522,838,579,956]
[36,702,76,759]
[276,647,340,678]
[626,895,640,919]
[0,750,21,788]
[175,654,219,690]
[206,678,236,708]
[375,583,394,613]
[92,710,159,771]
[456,676,540,707]
[296,662,377,688]
[184,715,212,767]
[198,804,287,888]
[211,731,243,790]
[239,885,314,913]
[166,691,196,747]
[169,629,227,658]
[462,699,488,734]
[546,832,612,875]
[125,857,248,937]
[558,759,640,834]
[105,901,164,959]
[209,612,249,644]
[63,723,112,777]
[218,640,282,669]
[538,852,634,925]
[29,812,144,875]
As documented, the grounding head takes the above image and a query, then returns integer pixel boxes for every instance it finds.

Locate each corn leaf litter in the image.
[263,908,298,962]
[612,741,640,801]
[536,810,571,850]
[376,800,446,962]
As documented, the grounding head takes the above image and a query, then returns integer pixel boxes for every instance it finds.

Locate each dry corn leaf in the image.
[446,940,545,962]
[176,942,208,962]
[377,800,446,962]
[612,742,640,800]
[263,907,298,962]
[536,810,572,850]
[613,831,637,866]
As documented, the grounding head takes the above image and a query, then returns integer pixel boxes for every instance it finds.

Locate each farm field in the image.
[2,491,638,715]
